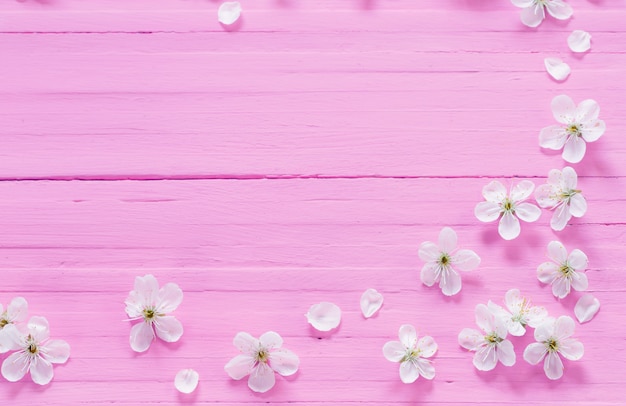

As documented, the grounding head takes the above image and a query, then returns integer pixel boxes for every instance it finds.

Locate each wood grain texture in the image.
[1,0,625,405]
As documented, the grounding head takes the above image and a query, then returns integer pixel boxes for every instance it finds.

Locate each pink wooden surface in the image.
[1,0,625,404]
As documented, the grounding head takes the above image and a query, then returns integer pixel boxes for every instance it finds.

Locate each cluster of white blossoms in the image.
[0,297,70,385]
[458,290,584,380]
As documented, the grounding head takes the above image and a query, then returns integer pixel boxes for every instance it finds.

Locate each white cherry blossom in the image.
[475,180,541,240]
[458,304,516,371]
[224,331,299,393]
[488,289,548,336]
[511,0,573,28]
[535,167,587,231]
[383,324,437,383]
[537,241,588,299]
[124,274,184,352]
[1,316,70,385]
[0,297,28,353]
[539,95,605,163]
[523,316,583,380]
[419,227,481,296]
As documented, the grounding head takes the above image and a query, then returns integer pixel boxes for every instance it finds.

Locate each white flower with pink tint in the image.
[539,95,605,163]
[475,180,541,240]
[523,316,583,380]
[0,297,28,353]
[488,289,548,336]
[535,167,587,231]
[419,227,480,296]
[225,331,299,393]
[124,274,183,352]
[511,0,573,28]
[383,324,437,383]
[458,304,516,371]
[1,316,70,385]
[537,241,588,299]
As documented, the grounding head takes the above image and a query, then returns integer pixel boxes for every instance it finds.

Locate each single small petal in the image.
[438,227,457,253]
[420,263,439,287]
[547,240,568,263]
[474,201,501,223]
[218,1,242,25]
[30,356,54,385]
[269,348,299,376]
[130,322,155,352]
[515,202,541,223]
[154,316,183,343]
[475,304,495,334]
[545,0,573,20]
[416,336,438,358]
[133,274,159,306]
[544,58,571,81]
[260,331,283,350]
[544,352,564,380]
[482,181,507,203]
[574,294,600,323]
[1,351,29,382]
[534,318,556,342]
[306,302,341,331]
[248,362,276,393]
[511,0,535,7]
[511,180,535,202]
[383,341,406,362]
[520,4,545,27]
[570,271,588,292]
[562,166,579,190]
[568,30,591,53]
[225,354,255,380]
[554,316,576,340]
[539,125,568,150]
[440,268,462,296]
[0,324,20,353]
[552,276,571,299]
[416,358,435,380]
[504,289,523,310]
[41,340,70,364]
[474,345,498,371]
[581,119,605,142]
[535,184,559,208]
[523,342,547,365]
[418,241,440,262]
[451,249,481,271]
[7,297,28,322]
[156,283,183,314]
[562,135,587,164]
[551,95,576,124]
[527,306,549,328]
[537,261,559,284]
[360,288,384,318]
[569,194,587,218]
[458,328,484,351]
[551,203,572,231]
[568,249,588,270]
[175,369,199,394]
[559,338,584,361]
[234,332,258,354]
[498,213,521,240]
[28,316,50,342]
[399,360,419,384]
[497,340,516,367]
[576,99,601,123]
[398,324,417,349]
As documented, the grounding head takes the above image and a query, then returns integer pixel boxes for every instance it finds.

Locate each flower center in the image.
[142,308,156,321]
[27,343,38,354]
[566,124,582,137]
[401,348,420,362]
[546,338,559,353]
[485,333,503,345]
[559,264,573,277]
[0,318,8,328]
[501,198,515,213]
[559,189,581,201]
[438,253,451,267]
[256,349,269,363]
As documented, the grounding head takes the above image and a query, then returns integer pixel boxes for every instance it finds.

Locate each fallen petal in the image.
[568,30,591,53]
[175,369,199,394]
[306,302,341,331]
[544,58,571,81]
[218,1,242,25]
[574,294,600,323]
[360,288,384,318]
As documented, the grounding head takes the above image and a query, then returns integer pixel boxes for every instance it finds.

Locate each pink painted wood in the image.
[0,0,624,404]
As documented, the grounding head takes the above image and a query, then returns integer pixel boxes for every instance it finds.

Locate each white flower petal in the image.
[539,125,568,150]
[569,194,587,218]
[504,289,523,311]
[562,166,578,190]
[551,95,576,124]
[440,268,462,296]
[269,348,299,376]
[416,336,438,358]
[511,180,535,202]
[545,0,573,20]
[562,135,586,163]
[581,119,605,142]
[568,248,588,270]
[498,213,521,240]
[497,340,516,367]
[7,297,28,323]
[508,322,526,337]
[520,4,545,27]
[438,227,457,253]
[527,306,549,328]
[418,241,440,262]
[133,274,159,306]
[535,184,559,208]
[523,342,547,365]
[559,338,584,361]
[30,356,54,385]
[175,369,199,394]
[154,316,183,343]
[576,99,601,123]
[156,283,183,314]
[544,352,564,380]
[399,324,417,349]
[225,354,255,380]
[0,324,20,353]
[551,203,572,231]
[574,294,600,323]
[399,360,419,384]
[475,304,495,334]
[474,345,498,371]
[552,276,571,299]
[570,271,588,292]
[233,332,258,354]
[458,328,484,351]
[515,202,541,223]
[28,316,50,343]
[248,362,276,393]
[360,288,384,318]
[420,263,439,287]
[260,331,283,350]
[554,317,576,340]
[130,322,155,352]
[544,58,571,81]
[534,318,555,342]
[218,1,242,25]
[41,339,70,364]
[416,358,435,380]
[568,30,591,53]
[511,0,535,7]
[306,302,341,331]
[383,340,406,362]
[547,240,568,263]
[537,261,559,284]
[451,249,480,271]
[482,181,507,203]
[475,201,501,223]
[1,351,29,382]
